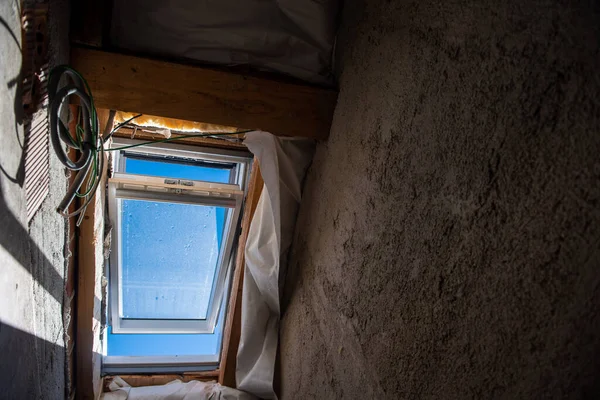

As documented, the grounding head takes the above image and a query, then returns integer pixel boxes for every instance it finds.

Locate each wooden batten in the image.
[105,371,219,390]
[112,126,247,151]
[219,162,264,387]
[76,109,111,399]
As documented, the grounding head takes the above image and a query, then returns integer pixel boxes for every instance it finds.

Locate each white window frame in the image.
[102,261,233,373]
[107,138,251,336]
[102,355,219,374]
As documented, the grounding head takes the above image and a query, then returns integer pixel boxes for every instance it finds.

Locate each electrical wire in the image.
[48,65,252,224]
[105,130,252,152]
[103,113,142,143]
[48,65,102,222]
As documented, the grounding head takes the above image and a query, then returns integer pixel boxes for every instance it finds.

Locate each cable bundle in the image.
[48,66,104,222]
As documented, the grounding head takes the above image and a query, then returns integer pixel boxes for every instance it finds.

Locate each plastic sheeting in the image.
[102,377,256,400]
[237,132,315,399]
[110,0,339,85]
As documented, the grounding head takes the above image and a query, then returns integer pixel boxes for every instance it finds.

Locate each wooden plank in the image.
[71,47,337,139]
[76,109,111,400]
[105,371,219,389]
[219,162,264,387]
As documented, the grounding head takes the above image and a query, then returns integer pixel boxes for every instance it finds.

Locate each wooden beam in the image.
[219,162,264,387]
[76,109,111,400]
[70,47,337,139]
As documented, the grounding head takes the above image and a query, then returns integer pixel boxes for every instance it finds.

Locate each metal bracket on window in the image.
[164,178,194,186]
[164,178,194,194]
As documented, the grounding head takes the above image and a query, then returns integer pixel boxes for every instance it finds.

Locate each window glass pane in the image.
[107,293,227,356]
[120,199,227,320]
[123,155,231,183]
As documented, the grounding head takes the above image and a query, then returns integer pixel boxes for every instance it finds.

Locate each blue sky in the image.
[108,157,231,357]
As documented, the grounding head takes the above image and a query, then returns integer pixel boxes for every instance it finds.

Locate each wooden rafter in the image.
[71,47,337,139]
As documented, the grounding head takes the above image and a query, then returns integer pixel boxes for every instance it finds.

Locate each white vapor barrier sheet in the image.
[110,0,340,85]
[101,377,256,400]
[237,132,315,399]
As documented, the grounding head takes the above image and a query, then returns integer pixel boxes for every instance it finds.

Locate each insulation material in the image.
[101,377,256,400]
[114,112,240,133]
[110,0,340,85]
[237,132,315,399]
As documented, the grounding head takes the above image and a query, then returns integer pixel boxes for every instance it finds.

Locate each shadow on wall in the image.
[0,181,64,304]
[0,8,61,303]
[0,320,64,398]
[0,181,66,398]
[0,13,26,187]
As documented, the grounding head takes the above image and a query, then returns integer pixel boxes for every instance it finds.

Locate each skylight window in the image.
[105,138,251,371]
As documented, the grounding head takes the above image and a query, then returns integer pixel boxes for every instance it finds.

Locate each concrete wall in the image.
[281,0,600,398]
[0,0,69,398]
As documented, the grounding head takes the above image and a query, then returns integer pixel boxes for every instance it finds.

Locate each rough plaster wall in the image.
[280,0,600,399]
[0,0,70,398]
